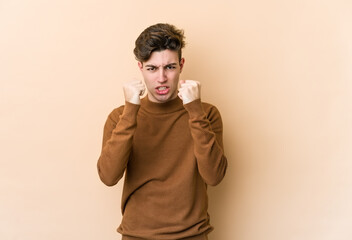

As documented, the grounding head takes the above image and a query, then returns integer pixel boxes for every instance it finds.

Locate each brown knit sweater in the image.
[97,96,227,239]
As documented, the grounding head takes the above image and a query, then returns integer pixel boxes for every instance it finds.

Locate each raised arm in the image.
[97,79,145,186]
[184,100,227,186]
[179,80,228,186]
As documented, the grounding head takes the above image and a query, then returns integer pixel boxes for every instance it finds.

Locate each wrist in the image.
[126,94,141,105]
[121,101,140,122]
[182,97,198,105]
[183,99,205,118]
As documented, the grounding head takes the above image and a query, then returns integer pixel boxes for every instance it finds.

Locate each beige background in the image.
[1,0,352,239]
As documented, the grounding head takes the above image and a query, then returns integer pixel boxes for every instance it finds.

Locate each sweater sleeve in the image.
[97,102,140,186]
[184,99,228,186]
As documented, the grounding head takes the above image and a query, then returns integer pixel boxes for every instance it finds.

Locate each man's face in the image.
[138,49,185,103]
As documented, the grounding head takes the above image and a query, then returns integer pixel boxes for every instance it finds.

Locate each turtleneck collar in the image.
[140,96,184,114]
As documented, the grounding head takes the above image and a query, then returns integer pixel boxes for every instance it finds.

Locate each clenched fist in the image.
[178,80,201,104]
[123,79,146,105]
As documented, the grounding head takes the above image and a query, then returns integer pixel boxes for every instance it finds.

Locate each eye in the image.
[147,67,156,71]
[166,65,176,70]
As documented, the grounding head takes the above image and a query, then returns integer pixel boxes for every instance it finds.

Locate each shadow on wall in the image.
[207,128,241,240]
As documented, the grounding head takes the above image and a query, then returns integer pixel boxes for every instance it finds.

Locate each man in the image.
[97,23,227,240]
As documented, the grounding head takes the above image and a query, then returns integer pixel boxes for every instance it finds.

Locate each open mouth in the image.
[155,86,170,95]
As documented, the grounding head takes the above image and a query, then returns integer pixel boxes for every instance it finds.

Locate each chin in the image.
[157,97,171,103]
[156,95,173,103]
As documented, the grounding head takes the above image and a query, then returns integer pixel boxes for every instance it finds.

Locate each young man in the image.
[97,23,227,240]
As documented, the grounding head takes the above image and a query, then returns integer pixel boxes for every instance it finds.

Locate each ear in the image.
[179,58,185,72]
[138,61,143,71]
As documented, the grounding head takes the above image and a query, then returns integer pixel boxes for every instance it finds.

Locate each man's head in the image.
[134,23,185,62]
[134,23,186,103]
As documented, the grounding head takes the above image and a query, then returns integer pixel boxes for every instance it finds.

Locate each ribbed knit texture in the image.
[97,97,227,240]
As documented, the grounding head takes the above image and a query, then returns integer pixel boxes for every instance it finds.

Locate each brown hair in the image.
[133,23,186,62]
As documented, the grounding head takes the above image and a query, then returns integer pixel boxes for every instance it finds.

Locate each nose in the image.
[157,68,167,83]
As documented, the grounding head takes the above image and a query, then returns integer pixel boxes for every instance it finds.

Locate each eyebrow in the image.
[145,63,178,68]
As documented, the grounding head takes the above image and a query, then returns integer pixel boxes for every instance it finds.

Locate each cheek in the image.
[168,71,179,79]
[144,80,154,90]
[142,74,155,87]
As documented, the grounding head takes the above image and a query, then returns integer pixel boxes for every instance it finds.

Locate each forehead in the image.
[144,49,179,66]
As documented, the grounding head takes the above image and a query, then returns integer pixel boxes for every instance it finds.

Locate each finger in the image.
[134,81,145,89]
[185,80,199,85]
[136,83,145,89]
[132,82,144,88]
[180,82,194,88]
[177,92,183,100]
[181,80,199,86]
[140,88,146,96]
